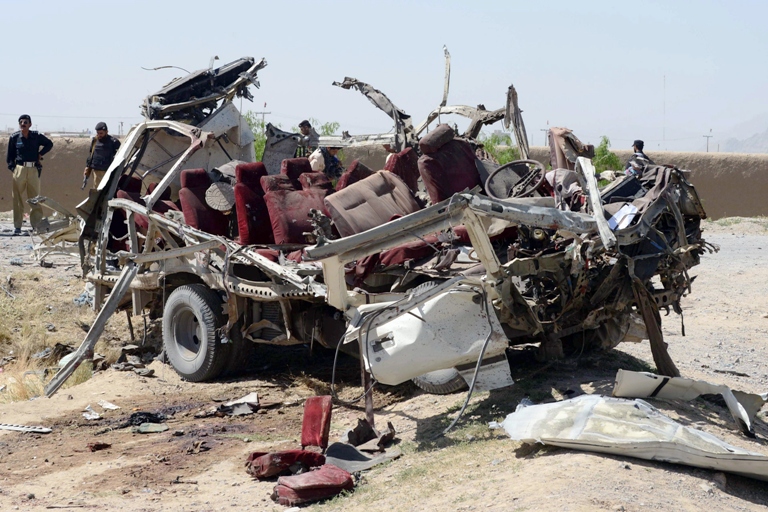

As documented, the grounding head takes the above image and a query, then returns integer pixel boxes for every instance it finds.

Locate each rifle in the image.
[81,172,89,190]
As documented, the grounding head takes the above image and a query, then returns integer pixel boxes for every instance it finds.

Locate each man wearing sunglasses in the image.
[5,114,54,235]
[83,122,121,188]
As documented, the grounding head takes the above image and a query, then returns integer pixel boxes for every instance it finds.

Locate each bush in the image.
[593,136,623,173]
[477,132,520,165]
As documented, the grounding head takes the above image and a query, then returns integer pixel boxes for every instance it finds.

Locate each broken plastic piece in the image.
[613,369,767,436]
[490,394,768,481]
[83,405,101,421]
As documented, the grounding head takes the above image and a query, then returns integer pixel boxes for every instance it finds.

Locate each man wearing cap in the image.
[84,122,121,188]
[625,139,654,176]
[309,146,344,181]
[6,114,54,234]
[294,120,316,158]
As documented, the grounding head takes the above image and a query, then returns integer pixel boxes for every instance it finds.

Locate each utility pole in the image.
[251,102,270,127]
[541,121,549,146]
[703,128,713,153]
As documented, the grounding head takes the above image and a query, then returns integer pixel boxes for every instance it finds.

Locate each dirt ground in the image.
[1,215,768,511]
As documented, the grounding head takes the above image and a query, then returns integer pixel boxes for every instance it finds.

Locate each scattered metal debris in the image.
[132,422,169,434]
[0,423,52,434]
[612,369,767,436]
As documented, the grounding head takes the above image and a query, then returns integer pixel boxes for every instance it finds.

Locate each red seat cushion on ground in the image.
[273,464,354,506]
[335,160,374,191]
[235,164,273,245]
[383,147,419,192]
[178,169,228,236]
[324,171,422,238]
[281,158,313,188]
[264,188,329,245]
[301,396,333,451]
[418,139,481,203]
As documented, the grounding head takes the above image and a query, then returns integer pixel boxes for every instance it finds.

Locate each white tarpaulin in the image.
[490,394,768,481]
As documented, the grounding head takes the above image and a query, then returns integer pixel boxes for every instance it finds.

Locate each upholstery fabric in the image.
[299,172,333,192]
[418,139,481,203]
[335,160,374,191]
[324,171,421,238]
[264,188,329,244]
[261,174,296,192]
[301,396,333,451]
[178,168,228,236]
[280,158,313,187]
[383,147,420,192]
[235,163,273,245]
[418,123,455,154]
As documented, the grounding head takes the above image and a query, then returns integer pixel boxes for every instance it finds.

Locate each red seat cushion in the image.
[273,464,354,506]
[245,450,326,480]
[236,162,268,188]
[281,158,313,188]
[418,123,455,154]
[418,139,481,203]
[335,160,374,191]
[117,174,143,193]
[178,169,228,236]
[383,147,419,192]
[235,164,273,245]
[324,171,421,238]
[301,396,332,450]
[264,188,330,244]
[299,172,333,192]
[261,174,296,192]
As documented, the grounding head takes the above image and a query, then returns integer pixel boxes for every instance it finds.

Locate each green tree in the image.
[243,111,268,161]
[477,131,520,164]
[593,136,623,173]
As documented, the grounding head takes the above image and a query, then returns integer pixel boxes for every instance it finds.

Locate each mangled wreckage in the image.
[42,54,711,407]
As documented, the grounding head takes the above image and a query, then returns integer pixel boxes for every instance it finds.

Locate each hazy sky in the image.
[2,0,765,152]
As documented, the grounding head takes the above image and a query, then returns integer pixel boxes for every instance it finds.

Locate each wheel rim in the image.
[173,307,204,361]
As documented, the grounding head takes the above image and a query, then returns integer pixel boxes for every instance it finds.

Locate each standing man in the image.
[309,146,344,180]
[6,114,53,234]
[625,139,654,176]
[83,122,121,188]
[294,120,316,158]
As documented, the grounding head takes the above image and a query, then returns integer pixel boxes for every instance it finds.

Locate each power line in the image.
[0,113,143,120]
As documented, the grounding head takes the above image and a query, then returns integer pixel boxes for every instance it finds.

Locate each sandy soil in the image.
[1,217,768,511]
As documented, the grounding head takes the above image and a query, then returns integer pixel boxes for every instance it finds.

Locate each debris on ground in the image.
[82,405,101,421]
[0,423,52,434]
[87,442,111,452]
[97,400,120,411]
[612,369,768,436]
[272,463,355,507]
[132,422,169,434]
[9,257,23,266]
[490,394,768,481]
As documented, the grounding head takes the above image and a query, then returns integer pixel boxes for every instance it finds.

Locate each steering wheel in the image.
[484,159,547,200]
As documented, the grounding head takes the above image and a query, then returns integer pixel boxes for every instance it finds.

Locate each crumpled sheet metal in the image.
[613,369,768,437]
[490,394,768,481]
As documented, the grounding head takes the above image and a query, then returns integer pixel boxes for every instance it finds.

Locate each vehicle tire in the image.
[412,368,468,394]
[162,284,231,382]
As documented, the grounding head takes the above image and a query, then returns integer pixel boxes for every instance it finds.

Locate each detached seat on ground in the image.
[417,124,482,203]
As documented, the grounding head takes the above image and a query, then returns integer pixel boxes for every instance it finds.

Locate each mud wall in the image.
[0,136,93,216]
[528,147,768,220]
[2,137,766,220]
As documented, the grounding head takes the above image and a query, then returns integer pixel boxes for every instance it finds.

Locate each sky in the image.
[2,0,766,152]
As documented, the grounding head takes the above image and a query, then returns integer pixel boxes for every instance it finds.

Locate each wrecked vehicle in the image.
[42,54,710,406]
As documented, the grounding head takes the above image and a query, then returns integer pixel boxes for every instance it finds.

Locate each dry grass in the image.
[0,267,135,403]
